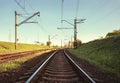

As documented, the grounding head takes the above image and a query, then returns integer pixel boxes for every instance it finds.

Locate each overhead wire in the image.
[91,0,120,24]
[60,0,68,38]
[24,0,25,9]
[60,0,74,40]
[26,0,34,12]
[14,0,51,44]
[75,0,80,19]
[14,0,29,15]
[61,0,64,25]
[26,0,39,23]
[14,0,40,25]
[24,0,50,35]
[14,0,24,9]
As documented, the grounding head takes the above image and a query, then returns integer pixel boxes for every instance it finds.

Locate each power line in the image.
[26,0,34,12]
[15,0,40,26]
[91,1,120,24]
[36,23,50,35]
[14,0,29,14]
[75,0,79,19]
[14,0,25,9]
[24,0,25,9]
[19,14,28,19]
[61,0,64,27]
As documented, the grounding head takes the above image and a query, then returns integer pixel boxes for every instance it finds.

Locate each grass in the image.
[0,41,52,72]
[0,50,50,72]
[0,41,49,54]
[0,61,19,72]
[69,36,120,78]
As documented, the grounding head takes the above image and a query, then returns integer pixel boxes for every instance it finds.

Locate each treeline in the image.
[106,29,120,38]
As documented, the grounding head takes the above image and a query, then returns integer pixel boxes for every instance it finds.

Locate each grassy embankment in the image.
[0,41,49,53]
[69,36,120,78]
[0,41,50,72]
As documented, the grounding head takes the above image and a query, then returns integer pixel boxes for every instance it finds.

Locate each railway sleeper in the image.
[43,73,77,78]
[45,70,76,75]
[41,76,80,82]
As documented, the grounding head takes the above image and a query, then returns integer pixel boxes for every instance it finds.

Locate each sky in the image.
[0,0,120,46]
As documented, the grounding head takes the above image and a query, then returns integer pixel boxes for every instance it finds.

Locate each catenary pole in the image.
[14,11,40,50]
[15,11,18,50]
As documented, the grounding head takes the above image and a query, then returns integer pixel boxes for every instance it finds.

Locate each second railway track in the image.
[24,50,96,83]
[0,49,49,62]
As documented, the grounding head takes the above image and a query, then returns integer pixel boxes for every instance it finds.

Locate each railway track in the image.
[15,50,96,83]
[0,49,49,62]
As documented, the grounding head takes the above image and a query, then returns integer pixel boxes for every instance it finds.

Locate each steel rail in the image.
[64,50,96,83]
[25,50,57,83]
[0,49,48,57]
[25,50,95,83]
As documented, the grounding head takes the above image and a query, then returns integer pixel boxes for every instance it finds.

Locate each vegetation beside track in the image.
[0,41,50,54]
[69,36,120,78]
[0,50,49,72]
[0,41,57,72]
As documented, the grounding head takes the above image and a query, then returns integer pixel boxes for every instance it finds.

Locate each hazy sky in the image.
[0,0,120,45]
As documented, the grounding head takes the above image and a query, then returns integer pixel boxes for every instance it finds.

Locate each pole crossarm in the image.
[24,22,38,23]
[18,12,40,26]
[76,19,86,24]
[61,20,74,26]
[57,27,73,29]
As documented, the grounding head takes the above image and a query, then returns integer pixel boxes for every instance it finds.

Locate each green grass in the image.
[0,61,19,72]
[0,51,49,72]
[0,41,49,53]
[69,36,120,78]
[0,41,53,72]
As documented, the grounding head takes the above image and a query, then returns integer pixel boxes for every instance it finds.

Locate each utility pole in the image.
[61,39,62,48]
[15,11,18,50]
[48,35,50,42]
[74,19,77,48]
[74,18,86,48]
[47,35,51,48]
[15,11,40,50]
[71,36,73,48]
[58,19,85,48]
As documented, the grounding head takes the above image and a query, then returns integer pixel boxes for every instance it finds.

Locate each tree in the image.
[46,41,52,47]
[106,29,120,38]
[77,39,82,46]
[73,39,82,48]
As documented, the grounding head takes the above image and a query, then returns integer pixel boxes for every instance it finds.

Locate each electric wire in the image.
[20,0,49,35]
[37,23,50,35]
[61,0,64,28]
[24,0,25,9]
[59,0,74,41]
[14,0,29,15]
[26,0,35,12]
[75,0,79,19]
[14,0,40,26]
[14,0,25,9]
[91,0,120,24]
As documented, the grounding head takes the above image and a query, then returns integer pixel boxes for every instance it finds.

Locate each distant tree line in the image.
[73,39,82,48]
[106,29,120,38]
